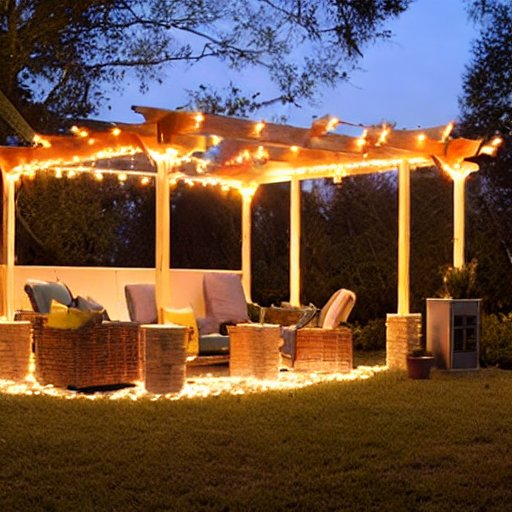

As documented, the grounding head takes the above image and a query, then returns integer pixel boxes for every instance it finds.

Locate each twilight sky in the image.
[97,0,479,132]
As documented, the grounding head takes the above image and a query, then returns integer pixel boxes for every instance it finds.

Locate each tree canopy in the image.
[0,0,411,134]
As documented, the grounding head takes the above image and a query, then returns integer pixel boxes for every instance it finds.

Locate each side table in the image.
[0,321,32,381]
[228,323,281,380]
[140,324,187,394]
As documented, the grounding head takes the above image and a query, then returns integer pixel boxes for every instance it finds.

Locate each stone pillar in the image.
[386,313,422,370]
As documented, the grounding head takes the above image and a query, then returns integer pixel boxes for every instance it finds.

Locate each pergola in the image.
[0,107,501,367]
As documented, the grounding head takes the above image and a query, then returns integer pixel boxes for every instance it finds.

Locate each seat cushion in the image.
[124,284,157,323]
[199,334,230,355]
[25,279,74,314]
[162,306,199,356]
[203,273,249,328]
[321,289,356,329]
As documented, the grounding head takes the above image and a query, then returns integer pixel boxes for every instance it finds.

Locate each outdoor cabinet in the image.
[426,298,480,370]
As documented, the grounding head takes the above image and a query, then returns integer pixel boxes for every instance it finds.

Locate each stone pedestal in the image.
[386,314,422,370]
[141,325,187,394]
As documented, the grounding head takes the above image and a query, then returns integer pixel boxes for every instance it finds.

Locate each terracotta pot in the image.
[407,356,434,379]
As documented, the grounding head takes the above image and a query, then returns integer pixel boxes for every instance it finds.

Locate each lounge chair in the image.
[280,288,356,372]
[18,280,140,390]
[125,272,253,364]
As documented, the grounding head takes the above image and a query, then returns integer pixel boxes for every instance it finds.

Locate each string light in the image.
[141,177,150,185]
[111,127,122,137]
[290,145,299,154]
[376,125,390,146]
[356,129,368,149]
[94,172,103,181]
[118,173,127,182]
[326,117,340,132]
[417,133,426,144]
[254,121,266,137]
[33,135,52,148]
[194,113,204,129]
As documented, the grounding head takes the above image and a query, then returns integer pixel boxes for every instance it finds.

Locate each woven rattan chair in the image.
[280,289,356,373]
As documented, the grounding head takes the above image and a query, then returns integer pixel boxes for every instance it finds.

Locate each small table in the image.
[228,323,281,380]
[0,321,32,381]
[140,324,187,394]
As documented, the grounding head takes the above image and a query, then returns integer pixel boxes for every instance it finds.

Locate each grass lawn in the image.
[2,353,512,511]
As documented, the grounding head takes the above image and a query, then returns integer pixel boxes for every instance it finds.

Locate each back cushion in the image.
[321,289,356,329]
[162,306,199,357]
[124,284,157,323]
[25,279,73,314]
[203,273,249,327]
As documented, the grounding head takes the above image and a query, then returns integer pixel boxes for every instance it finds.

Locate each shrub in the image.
[353,318,386,351]
[480,313,512,368]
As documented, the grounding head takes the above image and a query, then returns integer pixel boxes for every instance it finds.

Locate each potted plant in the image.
[407,347,435,379]
[440,258,477,300]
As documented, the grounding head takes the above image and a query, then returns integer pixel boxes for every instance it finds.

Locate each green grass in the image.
[2,360,512,511]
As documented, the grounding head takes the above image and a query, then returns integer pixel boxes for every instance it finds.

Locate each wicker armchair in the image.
[16,311,141,390]
[280,289,356,373]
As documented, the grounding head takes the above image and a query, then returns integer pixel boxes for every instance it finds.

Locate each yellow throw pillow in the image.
[162,307,199,357]
[47,300,98,329]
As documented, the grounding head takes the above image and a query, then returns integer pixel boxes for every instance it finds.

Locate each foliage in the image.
[170,183,241,270]
[352,318,387,351]
[459,0,512,267]
[4,370,512,510]
[439,259,478,299]
[0,0,412,137]
[251,182,290,306]
[408,347,433,358]
[480,312,512,368]
[15,173,155,266]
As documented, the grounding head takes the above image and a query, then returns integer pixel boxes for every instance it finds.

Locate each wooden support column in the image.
[397,160,411,316]
[1,172,16,320]
[387,160,421,369]
[453,174,466,269]
[241,189,253,302]
[289,176,301,307]
[155,159,171,323]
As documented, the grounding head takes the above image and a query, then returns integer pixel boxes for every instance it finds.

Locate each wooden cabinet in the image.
[426,298,480,370]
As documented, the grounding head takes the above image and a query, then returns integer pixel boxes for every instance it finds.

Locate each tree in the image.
[458,0,512,311]
[0,0,412,135]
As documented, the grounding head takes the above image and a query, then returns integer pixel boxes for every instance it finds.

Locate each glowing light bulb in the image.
[111,127,121,137]
[194,113,204,129]
[326,117,339,132]
[141,177,150,185]
[290,145,299,154]
[118,173,127,182]
[417,133,426,143]
[95,172,103,181]
[254,121,265,137]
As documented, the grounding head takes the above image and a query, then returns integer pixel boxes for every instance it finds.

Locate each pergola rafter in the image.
[0,107,502,369]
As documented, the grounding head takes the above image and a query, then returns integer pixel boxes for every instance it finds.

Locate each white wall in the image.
[14,266,241,320]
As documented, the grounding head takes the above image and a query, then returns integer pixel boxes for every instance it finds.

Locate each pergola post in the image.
[452,174,466,269]
[1,171,16,320]
[386,160,421,369]
[289,176,301,307]
[241,189,254,302]
[397,160,410,316]
[155,159,171,323]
